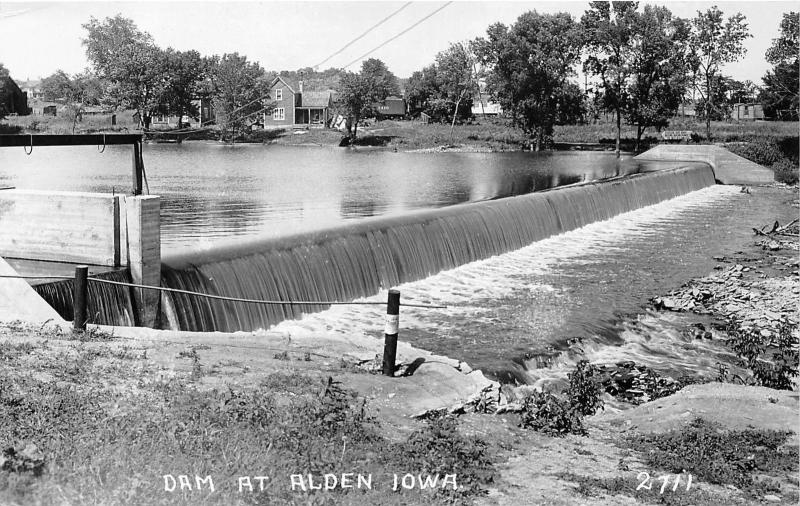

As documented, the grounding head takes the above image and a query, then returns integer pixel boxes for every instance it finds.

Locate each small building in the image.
[375,96,406,119]
[264,76,333,129]
[732,102,765,121]
[30,100,59,116]
[1,76,30,116]
[471,97,502,116]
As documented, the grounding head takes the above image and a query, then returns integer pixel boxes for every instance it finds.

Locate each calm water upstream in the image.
[2,142,676,251]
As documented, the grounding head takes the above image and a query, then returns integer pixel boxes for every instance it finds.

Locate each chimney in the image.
[299,80,304,93]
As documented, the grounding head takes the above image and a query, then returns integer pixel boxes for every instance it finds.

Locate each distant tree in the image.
[208,53,270,141]
[0,63,9,119]
[687,6,751,139]
[82,15,168,129]
[334,71,374,142]
[40,70,74,102]
[761,12,799,121]
[404,66,438,117]
[360,58,400,99]
[436,43,476,142]
[581,1,639,156]
[474,11,583,150]
[624,5,691,151]
[556,82,587,125]
[161,49,206,128]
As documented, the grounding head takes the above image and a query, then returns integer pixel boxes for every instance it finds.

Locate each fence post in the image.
[73,265,89,331]
[383,289,400,376]
[131,140,143,196]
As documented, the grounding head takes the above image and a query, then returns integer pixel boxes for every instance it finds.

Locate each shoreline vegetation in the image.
[2,115,798,184]
[1,186,797,505]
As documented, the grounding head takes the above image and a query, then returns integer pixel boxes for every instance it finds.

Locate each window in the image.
[275,89,283,101]
[744,105,750,116]
[273,108,285,121]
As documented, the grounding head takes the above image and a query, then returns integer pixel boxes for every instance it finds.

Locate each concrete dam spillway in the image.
[33,163,716,332]
[161,164,716,332]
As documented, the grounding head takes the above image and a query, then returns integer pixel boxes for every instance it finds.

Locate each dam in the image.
[0,139,774,378]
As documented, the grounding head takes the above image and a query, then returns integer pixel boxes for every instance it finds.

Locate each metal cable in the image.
[0,274,447,309]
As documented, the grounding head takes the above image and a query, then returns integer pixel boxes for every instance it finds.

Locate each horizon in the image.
[0,1,794,87]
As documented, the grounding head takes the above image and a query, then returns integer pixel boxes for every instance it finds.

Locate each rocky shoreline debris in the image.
[652,219,799,339]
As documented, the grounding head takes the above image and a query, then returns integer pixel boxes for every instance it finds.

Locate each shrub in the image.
[772,158,799,185]
[726,138,784,166]
[565,360,604,416]
[519,390,585,436]
[726,321,799,390]
[629,418,798,498]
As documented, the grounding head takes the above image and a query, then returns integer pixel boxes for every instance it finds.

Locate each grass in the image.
[558,417,799,504]
[2,111,139,135]
[0,336,497,505]
[629,418,798,500]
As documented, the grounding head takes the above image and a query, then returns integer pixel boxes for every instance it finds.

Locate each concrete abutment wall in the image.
[0,189,161,327]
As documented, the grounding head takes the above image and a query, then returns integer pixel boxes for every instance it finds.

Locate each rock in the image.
[768,241,781,251]
[662,298,677,310]
[763,495,781,502]
[704,331,713,340]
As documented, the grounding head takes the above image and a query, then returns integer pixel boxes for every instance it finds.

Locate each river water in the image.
[3,142,675,251]
[1,142,782,382]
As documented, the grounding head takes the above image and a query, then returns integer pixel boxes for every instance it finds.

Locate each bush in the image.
[772,158,799,185]
[727,321,799,390]
[519,390,585,436]
[565,360,604,416]
[726,138,784,166]
[629,418,798,498]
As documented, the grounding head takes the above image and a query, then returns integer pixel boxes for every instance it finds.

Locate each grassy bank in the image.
[0,326,497,505]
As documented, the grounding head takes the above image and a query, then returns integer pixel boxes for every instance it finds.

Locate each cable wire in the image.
[341,1,452,70]
[312,2,413,70]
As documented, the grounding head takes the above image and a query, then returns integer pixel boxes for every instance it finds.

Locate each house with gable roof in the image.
[264,76,333,129]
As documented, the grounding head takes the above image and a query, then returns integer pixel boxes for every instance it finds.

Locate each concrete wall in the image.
[0,190,127,266]
[126,196,161,327]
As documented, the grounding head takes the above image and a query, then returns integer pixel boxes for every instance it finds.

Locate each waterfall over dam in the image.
[158,164,716,332]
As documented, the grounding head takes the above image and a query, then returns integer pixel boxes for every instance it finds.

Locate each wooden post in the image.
[382,289,400,376]
[131,140,143,196]
[73,265,89,331]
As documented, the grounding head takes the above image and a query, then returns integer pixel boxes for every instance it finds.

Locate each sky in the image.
[0,1,793,84]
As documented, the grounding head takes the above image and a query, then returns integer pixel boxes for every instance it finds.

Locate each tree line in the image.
[2,4,797,148]
[399,3,796,151]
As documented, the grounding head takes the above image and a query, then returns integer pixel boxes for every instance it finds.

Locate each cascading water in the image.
[33,270,136,326]
[160,165,716,332]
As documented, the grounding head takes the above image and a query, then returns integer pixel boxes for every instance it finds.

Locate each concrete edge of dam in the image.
[635,144,775,185]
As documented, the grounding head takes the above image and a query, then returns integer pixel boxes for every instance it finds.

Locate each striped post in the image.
[382,289,400,376]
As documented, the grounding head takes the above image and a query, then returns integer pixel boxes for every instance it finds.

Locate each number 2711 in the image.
[637,472,693,494]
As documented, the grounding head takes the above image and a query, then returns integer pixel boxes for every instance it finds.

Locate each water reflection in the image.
[0,142,680,250]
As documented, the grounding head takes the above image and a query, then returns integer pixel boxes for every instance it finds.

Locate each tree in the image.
[208,53,270,141]
[436,43,476,143]
[761,12,799,121]
[334,59,397,143]
[688,6,751,139]
[582,1,639,156]
[161,49,206,128]
[82,15,168,129]
[0,63,9,119]
[40,70,74,102]
[474,11,583,151]
[624,5,690,151]
[360,58,399,99]
[404,66,438,117]
[334,71,374,142]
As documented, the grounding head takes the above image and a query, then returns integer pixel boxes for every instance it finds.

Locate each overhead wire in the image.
[341,1,453,70]
[312,2,413,70]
